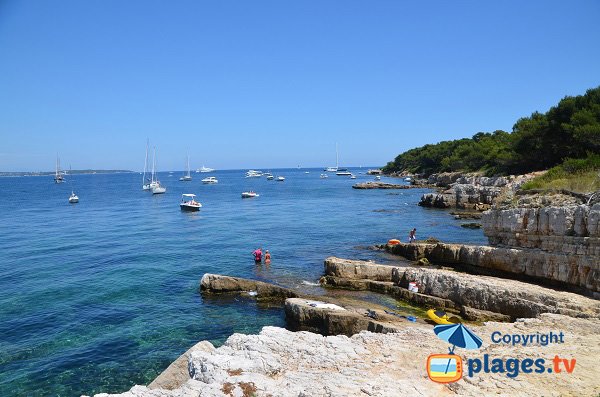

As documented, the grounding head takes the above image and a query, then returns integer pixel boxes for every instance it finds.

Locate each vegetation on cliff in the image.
[383,86,600,177]
[521,154,600,193]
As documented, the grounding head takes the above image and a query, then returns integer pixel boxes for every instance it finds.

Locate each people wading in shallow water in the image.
[409,228,417,243]
[252,247,262,263]
[264,250,271,265]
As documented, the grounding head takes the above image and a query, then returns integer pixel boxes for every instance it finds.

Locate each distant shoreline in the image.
[0,170,135,177]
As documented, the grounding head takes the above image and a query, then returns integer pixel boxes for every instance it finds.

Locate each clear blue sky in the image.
[0,1,599,172]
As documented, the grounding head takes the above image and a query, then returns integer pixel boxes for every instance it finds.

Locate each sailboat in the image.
[54,155,65,183]
[324,143,339,172]
[334,144,352,175]
[179,155,192,181]
[150,147,166,194]
[68,166,79,203]
[142,139,152,190]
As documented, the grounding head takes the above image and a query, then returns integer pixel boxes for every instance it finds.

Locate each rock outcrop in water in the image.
[351,182,413,189]
[200,273,299,300]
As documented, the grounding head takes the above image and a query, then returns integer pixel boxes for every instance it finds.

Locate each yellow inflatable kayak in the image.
[388,239,401,245]
[427,309,461,325]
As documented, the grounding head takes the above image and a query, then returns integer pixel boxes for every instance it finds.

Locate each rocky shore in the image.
[90,302,600,397]
[87,172,600,397]
[416,172,541,211]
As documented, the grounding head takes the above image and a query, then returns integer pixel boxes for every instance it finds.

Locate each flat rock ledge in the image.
[200,274,299,300]
[386,240,599,296]
[88,313,600,397]
[322,257,600,321]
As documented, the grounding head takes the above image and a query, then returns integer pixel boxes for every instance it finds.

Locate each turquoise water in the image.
[0,169,486,396]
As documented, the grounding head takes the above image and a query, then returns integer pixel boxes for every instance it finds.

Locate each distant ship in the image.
[197,166,215,173]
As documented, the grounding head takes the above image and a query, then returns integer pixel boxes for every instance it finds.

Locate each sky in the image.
[0,1,599,172]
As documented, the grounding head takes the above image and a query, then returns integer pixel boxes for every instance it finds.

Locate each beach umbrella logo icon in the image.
[427,323,483,383]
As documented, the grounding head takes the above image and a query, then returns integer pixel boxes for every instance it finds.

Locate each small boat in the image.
[202,176,218,184]
[54,155,65,183]
[304,171,310,174]
[320,174,328,179]
[197,166,215,173]
[152,184,166,194]
[405,177,412,182]
[241,191,259,198]
[277,176,285,181]
[145,145,162,190]
[336,168,352,176]
[324,143,340,172]
[245,170,263,178]
[68,166,78,203]
[426,309,461,325]
[179,155,192,181]
[350,174,357,179]
[375,175,381,180]
[180,194,201,211]
[142,141,151,189]
[68,191,79,203]
[266,175,274,180]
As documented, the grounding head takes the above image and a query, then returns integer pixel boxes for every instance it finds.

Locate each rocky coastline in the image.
[87,171,600,397]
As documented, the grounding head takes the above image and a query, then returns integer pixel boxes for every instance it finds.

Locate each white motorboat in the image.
[197,166,215,173]
[245,170,263,178]
[277,176,285,181]
[405,177,412,182]
[202,176,218,184]
[180,194,201,211]
[350,174,357,179]
[180,155,192,181]
[320,173,328,179]
[305,171,310,174]
[375,175,381,180]
[241,191,259,198]
[68,166,78,203]
[68,191,79,203]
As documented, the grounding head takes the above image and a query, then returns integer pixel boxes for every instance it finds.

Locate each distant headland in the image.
[0,170,135,177]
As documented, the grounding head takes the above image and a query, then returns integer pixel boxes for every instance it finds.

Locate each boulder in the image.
[200,274,298,300]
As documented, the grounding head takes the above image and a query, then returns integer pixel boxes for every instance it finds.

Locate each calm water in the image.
[0,169,486,396]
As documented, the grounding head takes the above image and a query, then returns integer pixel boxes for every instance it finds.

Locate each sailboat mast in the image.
[187,155,191,177]
[336,143,339,169]
[143,139,149,185]
[151,146,156,183]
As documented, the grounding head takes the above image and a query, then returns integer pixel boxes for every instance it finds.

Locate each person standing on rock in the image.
[409,228,417,243]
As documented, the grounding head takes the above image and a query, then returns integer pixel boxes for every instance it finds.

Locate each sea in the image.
[0,169,487,396]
